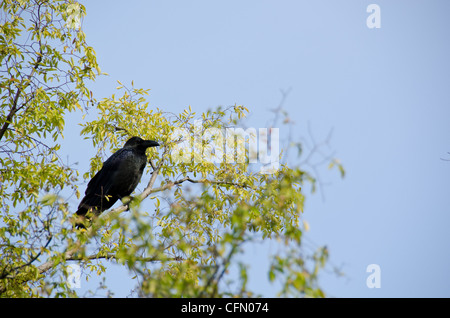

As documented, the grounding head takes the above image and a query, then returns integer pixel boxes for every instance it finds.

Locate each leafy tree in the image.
[0,0,344,297]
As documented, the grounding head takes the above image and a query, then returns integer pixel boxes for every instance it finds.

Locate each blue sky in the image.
[65,0,450,297]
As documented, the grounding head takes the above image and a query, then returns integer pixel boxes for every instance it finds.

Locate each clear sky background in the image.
[64,0,450,297]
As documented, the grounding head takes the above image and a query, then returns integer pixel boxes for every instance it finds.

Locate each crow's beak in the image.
[144,140,160,148]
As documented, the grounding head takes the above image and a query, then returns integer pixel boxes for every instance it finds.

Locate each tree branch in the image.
[0,234,52,280]
[0,51,42,141]
[148,176,256,195]
[66,253,183,263]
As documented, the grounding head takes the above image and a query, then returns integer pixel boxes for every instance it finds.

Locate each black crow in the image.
[75,136,159,227]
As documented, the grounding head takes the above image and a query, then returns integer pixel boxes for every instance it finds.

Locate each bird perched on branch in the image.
[75,136,159,228]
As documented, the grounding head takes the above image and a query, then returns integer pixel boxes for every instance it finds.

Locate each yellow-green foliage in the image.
[0,0,343,298]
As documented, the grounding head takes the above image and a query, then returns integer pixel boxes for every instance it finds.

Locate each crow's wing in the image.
[84,148,128,197]
[78,148,131,213]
